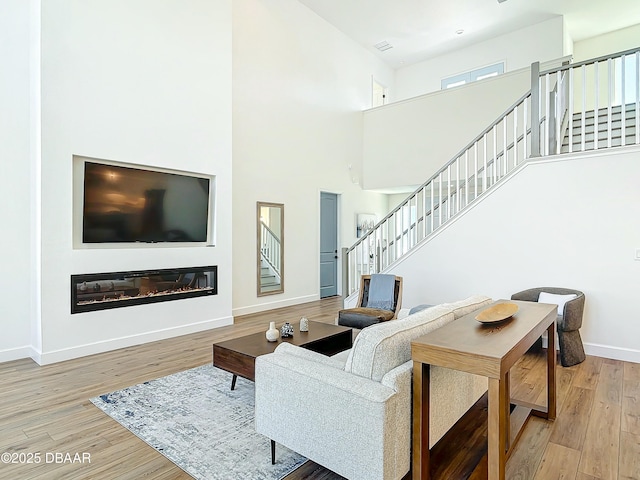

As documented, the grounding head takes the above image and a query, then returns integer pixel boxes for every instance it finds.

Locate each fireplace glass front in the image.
[71,266,217,313]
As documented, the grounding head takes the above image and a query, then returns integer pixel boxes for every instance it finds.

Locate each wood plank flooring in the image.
[0,296,638,480]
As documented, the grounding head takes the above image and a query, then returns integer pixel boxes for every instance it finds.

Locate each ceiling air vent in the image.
[374,41,393,52]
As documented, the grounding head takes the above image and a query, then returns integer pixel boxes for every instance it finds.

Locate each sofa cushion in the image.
[409,304,434,315]
[344,305,455,381]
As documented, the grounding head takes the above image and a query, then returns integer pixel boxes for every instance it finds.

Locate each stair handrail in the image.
[345,89,533,295]
[540,46,640,75]
[346,89,532,255]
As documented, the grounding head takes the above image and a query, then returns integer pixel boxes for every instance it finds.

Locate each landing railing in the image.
[537,47,640,154]
[345,46,640,297]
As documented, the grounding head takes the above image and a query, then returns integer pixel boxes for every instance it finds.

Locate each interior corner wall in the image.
[394,16,565,101]
[232,0,394,316]
[0,0,33,362]
[572,23,640,62]
[562,18,574,57]
[38,0,233,364]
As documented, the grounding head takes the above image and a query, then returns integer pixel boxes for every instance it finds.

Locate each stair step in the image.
[260,284,282,292]
[570,117,637,133]
[560,135,638,153]
[563,131,638,146]
[572,104,638,122]
[563,128,637,144]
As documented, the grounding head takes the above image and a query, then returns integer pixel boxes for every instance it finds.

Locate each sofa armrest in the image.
[255,352,409,480]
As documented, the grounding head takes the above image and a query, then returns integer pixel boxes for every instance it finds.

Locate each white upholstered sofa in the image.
[254,295,492,480]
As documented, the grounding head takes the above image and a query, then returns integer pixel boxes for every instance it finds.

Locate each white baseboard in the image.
[232,294,319,317]
[0,345,33,364]
[34,316,233,366]
[584,342,640,364]
[541,336,640,363]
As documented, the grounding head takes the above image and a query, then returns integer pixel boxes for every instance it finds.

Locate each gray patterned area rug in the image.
[90,364,306,480]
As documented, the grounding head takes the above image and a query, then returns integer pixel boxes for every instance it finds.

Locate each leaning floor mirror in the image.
[257,202,284,296]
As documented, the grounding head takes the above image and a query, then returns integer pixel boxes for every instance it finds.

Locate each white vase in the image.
[266,322,279,342]
[300,317,309,332]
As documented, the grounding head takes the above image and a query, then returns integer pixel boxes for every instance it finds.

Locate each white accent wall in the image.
[33,0,233,364]
[0,0,33,362]
[394,17,566,101]
[363,68,530,191]
[232,0,395,315]
[387,147,640,363]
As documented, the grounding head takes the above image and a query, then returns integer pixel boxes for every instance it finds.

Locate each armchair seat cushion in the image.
[338,307,395,329]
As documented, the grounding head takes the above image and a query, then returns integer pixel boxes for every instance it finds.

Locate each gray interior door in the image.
[320,192,338,298]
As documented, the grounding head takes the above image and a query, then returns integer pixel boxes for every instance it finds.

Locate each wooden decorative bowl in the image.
[475,302,519,324]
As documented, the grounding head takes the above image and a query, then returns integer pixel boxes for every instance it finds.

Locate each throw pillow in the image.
[409,304,434,315]
[538,292,577,317]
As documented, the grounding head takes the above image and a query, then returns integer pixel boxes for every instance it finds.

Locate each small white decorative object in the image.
[300,317,309,332]
[266,322,279,342]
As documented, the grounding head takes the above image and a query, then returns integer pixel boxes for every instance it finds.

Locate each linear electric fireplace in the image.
[71,266,217,314]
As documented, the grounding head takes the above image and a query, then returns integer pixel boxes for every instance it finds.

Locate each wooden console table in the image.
[411,300,557,480]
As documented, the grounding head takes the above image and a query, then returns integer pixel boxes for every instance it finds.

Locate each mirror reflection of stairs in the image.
[260,258,281,293]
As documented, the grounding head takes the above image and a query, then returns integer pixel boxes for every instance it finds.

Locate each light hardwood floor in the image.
[0,297,638,480]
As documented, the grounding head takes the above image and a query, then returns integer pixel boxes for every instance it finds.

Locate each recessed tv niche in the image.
[81,160,212,244]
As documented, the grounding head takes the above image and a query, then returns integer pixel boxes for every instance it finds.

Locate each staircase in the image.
[344,46,640,297]
[561,104,639,153]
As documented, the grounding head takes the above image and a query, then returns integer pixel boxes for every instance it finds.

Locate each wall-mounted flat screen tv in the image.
[82,161,211,243]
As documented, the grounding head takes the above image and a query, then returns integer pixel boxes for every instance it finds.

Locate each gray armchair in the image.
[511,287,586,366]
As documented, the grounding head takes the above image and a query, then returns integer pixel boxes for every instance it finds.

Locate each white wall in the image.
[387,147,640,363]
[232,0,395,315]
[573,23,640,62]
[395,17,565,101]
[0,0,34,362]
[363,68,530,190]
[37,0,233,364]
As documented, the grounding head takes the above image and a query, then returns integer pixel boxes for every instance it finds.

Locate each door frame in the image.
[319,190,341,297]
[371,76,388,108]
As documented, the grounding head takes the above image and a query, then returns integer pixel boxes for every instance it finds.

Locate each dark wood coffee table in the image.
[213,320,352,389]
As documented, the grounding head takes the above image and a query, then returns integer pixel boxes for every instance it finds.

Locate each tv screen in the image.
[82,161,211,243]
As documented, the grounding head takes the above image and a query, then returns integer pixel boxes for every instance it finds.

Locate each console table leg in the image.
[547,322,557,420]
[488,376,507,480]
[271,439,276,465]
[412,361,430,480]
[231,374,237,391]
[504,371,511,452]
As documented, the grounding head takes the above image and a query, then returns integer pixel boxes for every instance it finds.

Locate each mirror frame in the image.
[257,202,284,297]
